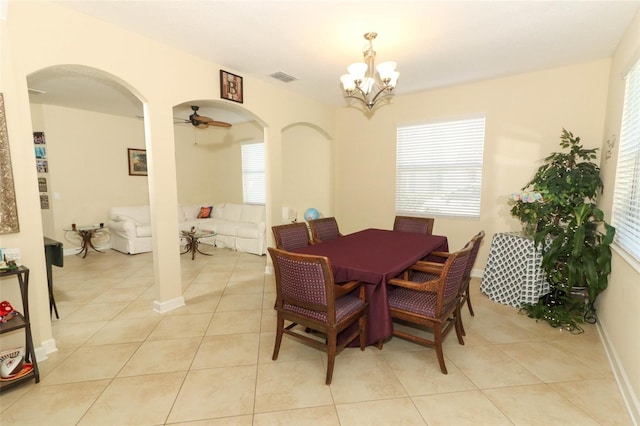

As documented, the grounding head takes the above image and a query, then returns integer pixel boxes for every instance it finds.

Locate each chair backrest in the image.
[393,216,435,235]
[268,247,337,323]
[435,241,473,313]
[308,217,342,243]
[463,231,485,283]
[272,222,311,251]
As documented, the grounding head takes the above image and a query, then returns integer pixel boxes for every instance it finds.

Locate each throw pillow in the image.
[197,206,213,219]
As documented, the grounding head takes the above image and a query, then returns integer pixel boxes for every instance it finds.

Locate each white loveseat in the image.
[107,203,266,255]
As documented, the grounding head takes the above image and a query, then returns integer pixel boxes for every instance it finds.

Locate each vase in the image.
[522,222,536,237]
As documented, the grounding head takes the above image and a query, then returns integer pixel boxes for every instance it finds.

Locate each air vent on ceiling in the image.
[270,72,297,83]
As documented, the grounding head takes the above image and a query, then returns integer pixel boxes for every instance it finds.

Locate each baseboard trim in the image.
[153,296,185,314]
[597,321,639,425]
[34,337,58,362]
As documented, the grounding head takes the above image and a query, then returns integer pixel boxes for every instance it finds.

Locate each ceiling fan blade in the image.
[210,120,232,128]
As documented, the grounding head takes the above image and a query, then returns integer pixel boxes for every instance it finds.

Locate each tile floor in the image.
[0,247,633,425]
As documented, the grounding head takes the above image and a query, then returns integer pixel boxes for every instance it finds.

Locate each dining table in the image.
[292,228,448,346]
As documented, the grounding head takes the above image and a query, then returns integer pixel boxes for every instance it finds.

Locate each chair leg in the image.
[359,315,367,351]
[466,293,475,316]
[434,325,448,374]
[272,314,284,361]
[455,307,465,345]
[326,331,337,385]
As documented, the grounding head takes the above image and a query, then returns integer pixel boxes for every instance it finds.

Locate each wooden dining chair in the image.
[393,215,435,235]
[308,217,343,243]
[382,241,473,374]
[271,222,311,251]
[408,230,485,336]
[268,247,368,385]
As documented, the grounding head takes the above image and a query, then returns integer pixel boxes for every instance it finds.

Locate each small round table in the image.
[64,225,109,258]
[181,230,216,260]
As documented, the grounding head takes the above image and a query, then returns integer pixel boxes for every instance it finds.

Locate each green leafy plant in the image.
[510,129,615,330]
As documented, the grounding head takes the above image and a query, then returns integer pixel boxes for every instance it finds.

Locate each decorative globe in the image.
[304,208,320,222]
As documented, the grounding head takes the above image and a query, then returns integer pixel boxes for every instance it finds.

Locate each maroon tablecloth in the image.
[292,228,448,345]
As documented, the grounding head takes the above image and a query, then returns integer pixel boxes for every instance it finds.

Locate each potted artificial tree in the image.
[509,129,615,332]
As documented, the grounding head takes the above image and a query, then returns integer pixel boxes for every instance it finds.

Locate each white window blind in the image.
[396,116,486,218]
[612,58,640,262]
[241,143,265,205]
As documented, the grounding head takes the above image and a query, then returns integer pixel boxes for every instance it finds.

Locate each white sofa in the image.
[107,203,266,255]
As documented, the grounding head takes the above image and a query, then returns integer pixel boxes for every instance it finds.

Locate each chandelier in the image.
[340,32,399,111]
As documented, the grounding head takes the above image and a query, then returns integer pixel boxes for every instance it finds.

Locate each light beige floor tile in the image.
[84,316,161,345]
[445,343,542,389]
[224,278,265,295]
[258,331,324,363]
[147,312,212,340]
[260,309,277,332]
[483,383,600,425]
[51,320,109,348]
[119,336,202,376]
[412,391,512,426]
[329,355,407,404]
[190,271,233,285]
[498,341,604,382]
[336,398,427,426]
[114,274,155,288]
[167,366,257,423]
[228,270,266,283]
[216,293,264,312]
[547,337,614,377]
[254,405,340,426]
[78,372,186,425]
[117,299,163,319]
[254,359,335,413]
[383,349,477,395]
[206,310,262,335]
[168,416,253,426]
[56,285,109,304]
[41,342,140,385]
[0,380,110,426]
[192,333,259,368]
[550,378,633,425]
[90,285,148,303]
[61,302,126,323]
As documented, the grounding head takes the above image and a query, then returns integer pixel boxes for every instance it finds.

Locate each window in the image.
[612,59,640,262]
[396,116,486,218]
[241,142,265,204]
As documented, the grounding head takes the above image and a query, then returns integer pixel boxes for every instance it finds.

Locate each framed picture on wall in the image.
[220,70,243,103]
[127,148,147,176]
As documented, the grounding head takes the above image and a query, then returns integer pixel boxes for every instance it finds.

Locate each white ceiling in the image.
[27,1,640,122]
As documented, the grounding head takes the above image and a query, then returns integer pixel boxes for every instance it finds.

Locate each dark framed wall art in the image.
[220,70,243,103]
[128,148,148,176]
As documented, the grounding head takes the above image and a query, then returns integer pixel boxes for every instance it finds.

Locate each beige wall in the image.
[282,124,332,223]
[174,119,263,205]
[335,59,611,268]
[598,10,640,421]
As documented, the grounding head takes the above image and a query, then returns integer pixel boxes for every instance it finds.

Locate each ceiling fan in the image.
[176,105,232,128]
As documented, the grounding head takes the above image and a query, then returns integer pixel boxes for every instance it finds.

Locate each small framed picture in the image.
[33,132,46,144]
[128,148,147,176]
[220,70,243,103]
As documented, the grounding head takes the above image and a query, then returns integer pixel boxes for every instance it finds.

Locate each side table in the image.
[180,230,216,260]
[64,225,109,258]
[480,232,550,307]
